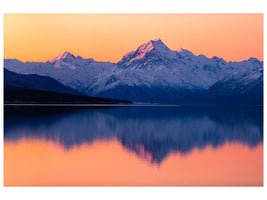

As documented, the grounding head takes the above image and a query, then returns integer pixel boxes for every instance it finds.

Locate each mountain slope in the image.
[4,39,263,104]
[4,69,132,104]
[95,39,263,103]
[4,68,80,95]
[4,54,116,96]
[206,60,263,104]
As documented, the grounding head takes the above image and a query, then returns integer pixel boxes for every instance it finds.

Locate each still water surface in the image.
[4,105,263,186]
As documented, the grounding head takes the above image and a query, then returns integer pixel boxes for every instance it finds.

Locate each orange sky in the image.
[4,14,263,63]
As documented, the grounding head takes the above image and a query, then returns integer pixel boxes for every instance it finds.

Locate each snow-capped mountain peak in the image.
[136,38,177,59]
[47,51,80,63]
[137,38,166,53]
[118,38,179,67]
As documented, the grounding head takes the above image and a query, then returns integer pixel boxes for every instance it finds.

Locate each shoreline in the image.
[4,103,263,107]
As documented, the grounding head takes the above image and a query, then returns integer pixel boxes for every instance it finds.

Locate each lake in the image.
[4,105,263,186]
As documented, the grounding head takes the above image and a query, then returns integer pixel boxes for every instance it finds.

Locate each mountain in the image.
[180,58,263,104]
[96,39,232,102]
[4,39,263,104]
[4,69,132,104]
[4,68,80,95]
[4,53,116,97]
[206,59,263,104]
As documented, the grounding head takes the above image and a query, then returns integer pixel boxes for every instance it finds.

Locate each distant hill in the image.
[4,69,132,104]
[4,68,80,95]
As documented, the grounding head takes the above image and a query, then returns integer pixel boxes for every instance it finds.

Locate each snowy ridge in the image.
[4,38,263,103]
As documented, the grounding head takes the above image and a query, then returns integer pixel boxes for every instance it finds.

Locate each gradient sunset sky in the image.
[4,14,263,63]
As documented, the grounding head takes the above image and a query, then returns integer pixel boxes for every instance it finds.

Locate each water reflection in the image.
[4,106,263,164]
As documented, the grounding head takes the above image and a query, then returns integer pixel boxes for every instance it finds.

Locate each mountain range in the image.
[4,38,263,104]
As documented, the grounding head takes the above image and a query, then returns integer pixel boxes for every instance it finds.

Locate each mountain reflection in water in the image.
[4,105,263,164]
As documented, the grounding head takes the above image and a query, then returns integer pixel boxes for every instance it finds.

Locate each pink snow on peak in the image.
[136,38,177,59]
[47,51,76,63]
[119,38,179,63]
[122,51,135,58]
[137,41,155,55]
[135,38,169,58]
[177,48,183,53]
[152,38,161,42]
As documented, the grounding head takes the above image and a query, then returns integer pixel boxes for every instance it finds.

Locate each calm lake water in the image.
[4,105,263,186]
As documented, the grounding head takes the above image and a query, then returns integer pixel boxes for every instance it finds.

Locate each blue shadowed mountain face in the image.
[4,68,80,95]
[4,69,132,104]
[4,106,263,164]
